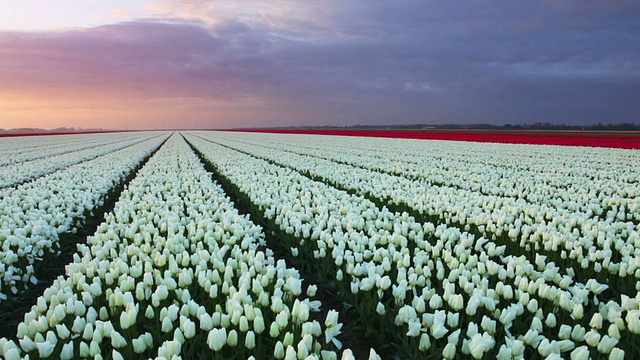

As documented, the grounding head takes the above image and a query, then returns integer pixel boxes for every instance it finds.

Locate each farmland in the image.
[0,130,639,359]
[232,129,640,149]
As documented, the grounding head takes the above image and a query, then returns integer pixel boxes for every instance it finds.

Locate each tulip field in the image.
[0,131,639,359]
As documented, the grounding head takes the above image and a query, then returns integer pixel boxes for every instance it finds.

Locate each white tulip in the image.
[132,337,147,353]
[275,341,286,359]
[111,331,127,349]
[79,341,91,357]
[584,329,601,347]
[89,340,100,356]
[376,302,386,315]
[18,336,36,353]
[60,341,74,360]
[572,304,584,320]
[468,333,495,359]
[36,341,55,358]
[200,313,213,331]
[522,329,540,346]
[254,315,266,334]
[162,317,174,333]
[558,324,572,340]
[442,343,456,359]
[609,347,625,360]
[608,324,621,340]
[626,310,640,334]
[571,325,586,342]
[570,346,589,360]
[429,294,443,309]
[181,318,196,339]
[207,328,226,351]
[590,313,603,330]
[112,349,125,360]
[597,335,618,354]
[324,310,343,349]
[406,321,421,337]
[227,329,238,347]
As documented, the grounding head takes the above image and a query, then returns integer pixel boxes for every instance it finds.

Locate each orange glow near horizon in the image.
[0,91,285,130]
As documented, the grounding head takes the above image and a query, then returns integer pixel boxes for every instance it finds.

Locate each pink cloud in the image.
[0,22,241,100]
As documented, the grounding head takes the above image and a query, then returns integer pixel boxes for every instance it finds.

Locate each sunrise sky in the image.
[0,1,638,130]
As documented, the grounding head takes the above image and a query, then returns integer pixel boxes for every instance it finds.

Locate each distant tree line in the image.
[266,122,640,131]
[496,122,640,131]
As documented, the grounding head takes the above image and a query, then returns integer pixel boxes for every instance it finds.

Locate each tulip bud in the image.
[376,302,386,315]
[89,340,100,356]
[608,324,621,340]
[245,330,256,349]
[283,332,294,347]
[254,315,266,334]
[572,304,584,320]
[297,339,309,359]
[590,313,603,330]
[609,348,625,360]
[56,324,70,339]
[274,341,285,359]
[79,342,90,357]
[227,329,238,347]
[522,329,539,346]
[60,342,74,360]
[132,338,147,354]
[111,331,127,348]
[285,345,296,360]
[558,324,572,340]
[112,349,124,360]
[442,343,456,359]
[162,317,173,333]
[240,316,250,332]
[270,321,281,338]
[182,318,196,339]
[99,307,108,321]
[557,339,574,352]
[545,313,557,328]
[200,313,213,331]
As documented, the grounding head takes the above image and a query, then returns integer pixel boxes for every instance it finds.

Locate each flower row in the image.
[0,133,170,301]
[223,131,638,196]
[0,132,164,188]
[0,132,141,168]
[218,131,639,220]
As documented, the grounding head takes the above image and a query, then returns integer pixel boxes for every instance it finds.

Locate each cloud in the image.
[542,0,640,15]
[0,1,638,129]
[111,8,134,19]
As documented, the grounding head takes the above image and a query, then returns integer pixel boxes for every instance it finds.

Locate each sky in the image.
[0,1,638,130]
